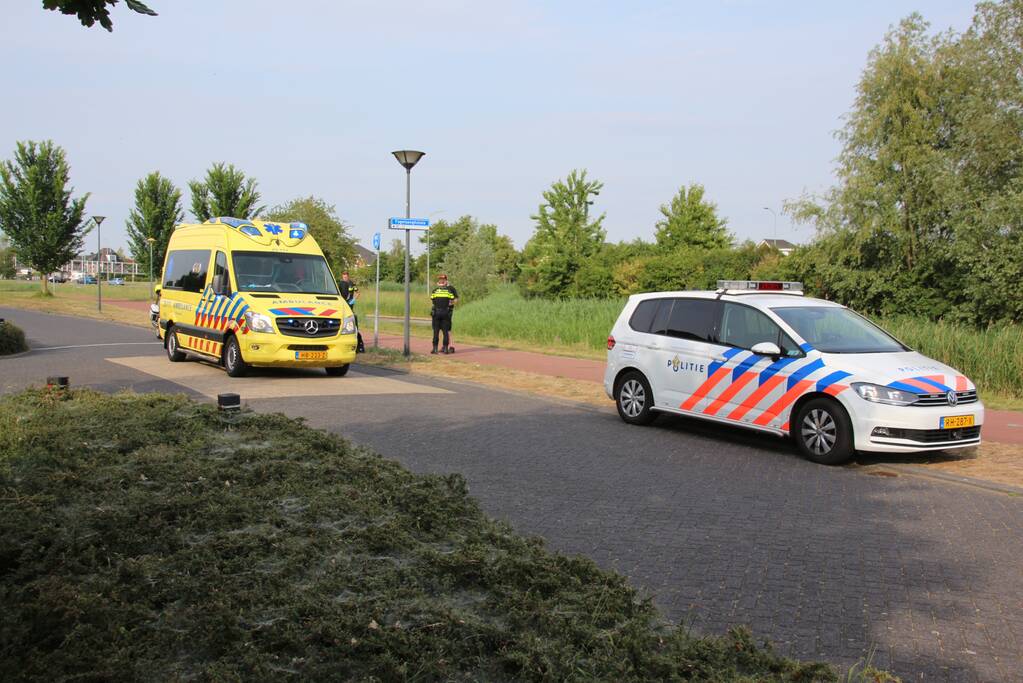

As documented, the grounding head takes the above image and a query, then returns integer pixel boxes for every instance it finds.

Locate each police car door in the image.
[651,298,722,409]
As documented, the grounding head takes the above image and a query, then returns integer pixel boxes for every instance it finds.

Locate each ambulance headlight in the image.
[852,382,918,406]
[341,315,356,334]
[244,311,275,334]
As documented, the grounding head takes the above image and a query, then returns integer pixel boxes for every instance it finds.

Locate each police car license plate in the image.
[295,351,327,360]
[940,415,974,429]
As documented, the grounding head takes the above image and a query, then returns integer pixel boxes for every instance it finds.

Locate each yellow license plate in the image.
[295,351,327,360]
[940,415,974,429]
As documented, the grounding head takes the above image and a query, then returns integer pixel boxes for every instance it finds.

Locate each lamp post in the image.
[762,207,777,248]
[92,215,106,311]
[391,149,425,358]
[147,237,156,299]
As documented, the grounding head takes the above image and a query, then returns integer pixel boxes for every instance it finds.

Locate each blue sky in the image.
[2,1,976,255]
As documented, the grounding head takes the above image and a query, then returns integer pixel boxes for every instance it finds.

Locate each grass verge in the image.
[0,388,876,681]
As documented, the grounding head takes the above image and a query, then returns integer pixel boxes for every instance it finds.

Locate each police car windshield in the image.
[771,306,908,354]
[232,252,338,295]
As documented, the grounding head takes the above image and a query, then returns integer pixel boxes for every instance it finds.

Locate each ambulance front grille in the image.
[276,317,341,338]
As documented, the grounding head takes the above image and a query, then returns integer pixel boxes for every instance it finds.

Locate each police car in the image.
[604,281,983,464]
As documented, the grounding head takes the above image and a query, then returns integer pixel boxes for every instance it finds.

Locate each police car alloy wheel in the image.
[223,336,248,378]
[794,398,854,465]
[615,371,656,425]
[166,326,185,362]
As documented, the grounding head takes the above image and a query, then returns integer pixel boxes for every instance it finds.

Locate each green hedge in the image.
[0,320,27,355]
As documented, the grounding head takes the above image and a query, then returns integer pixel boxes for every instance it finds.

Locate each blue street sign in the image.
[372,232,381,250]
[388,217,431,230]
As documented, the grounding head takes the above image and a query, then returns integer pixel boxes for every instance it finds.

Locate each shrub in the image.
[0,319,27,355]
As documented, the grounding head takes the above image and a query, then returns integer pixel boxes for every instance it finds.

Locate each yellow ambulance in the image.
[155,217,357,377]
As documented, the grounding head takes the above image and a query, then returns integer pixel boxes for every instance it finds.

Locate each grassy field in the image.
[0,279,153,301]
[0,388,870,681]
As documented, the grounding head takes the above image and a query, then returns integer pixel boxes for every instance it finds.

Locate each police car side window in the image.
[665,299,717,342]
[628,299,660,333]
[720,303,801,356]
[163,249,211,293]
[650,299,674,336]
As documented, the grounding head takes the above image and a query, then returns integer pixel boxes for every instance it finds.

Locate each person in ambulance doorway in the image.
[430,273,459,354]
[339,271,365,353]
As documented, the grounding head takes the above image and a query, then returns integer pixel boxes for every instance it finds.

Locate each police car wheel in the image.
[223,336,248,378]
[166,326,185,362]
[794,398,854,465]
[325,364,350,377]
[615,371,655,425]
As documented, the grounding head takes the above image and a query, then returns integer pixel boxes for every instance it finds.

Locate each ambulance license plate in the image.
[940,415,974,429]
[295,351,327,360]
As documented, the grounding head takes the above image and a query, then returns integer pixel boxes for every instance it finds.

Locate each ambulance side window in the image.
[163,249,211,293]
[212,251,231,295]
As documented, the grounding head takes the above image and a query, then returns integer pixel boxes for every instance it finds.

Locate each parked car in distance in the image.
[76,275,97,285]
[108,277,125,286]
[48,273,67,283]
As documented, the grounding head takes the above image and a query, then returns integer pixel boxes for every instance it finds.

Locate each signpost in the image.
[388,217,431,229]
[372,232,381,348]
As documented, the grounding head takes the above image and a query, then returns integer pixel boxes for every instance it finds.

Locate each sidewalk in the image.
[105,299,1023,446]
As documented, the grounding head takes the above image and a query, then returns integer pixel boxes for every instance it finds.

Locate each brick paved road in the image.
[3,307,1022,682]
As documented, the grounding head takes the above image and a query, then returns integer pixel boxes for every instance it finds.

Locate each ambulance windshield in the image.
[772,306,908,354]
[232,252,339,295]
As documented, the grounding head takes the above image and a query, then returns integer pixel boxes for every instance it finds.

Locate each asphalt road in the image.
[2,307,1021,682]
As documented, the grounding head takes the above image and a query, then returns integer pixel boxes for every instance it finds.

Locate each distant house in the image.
[758,239,797,256]
[353,244,377,267]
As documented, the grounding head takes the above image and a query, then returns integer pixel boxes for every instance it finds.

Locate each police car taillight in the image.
[607,335,616,350]
[716,280,803,294]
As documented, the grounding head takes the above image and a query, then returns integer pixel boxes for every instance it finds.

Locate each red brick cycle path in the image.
[106,299,1023,445]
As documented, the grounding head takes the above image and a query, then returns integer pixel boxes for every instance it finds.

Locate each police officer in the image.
[430,273,458,354]
[339,271,365,353]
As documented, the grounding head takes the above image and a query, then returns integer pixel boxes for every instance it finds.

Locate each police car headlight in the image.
[244,311,275,334]
[852,382,918,406]
[341,315,356,334]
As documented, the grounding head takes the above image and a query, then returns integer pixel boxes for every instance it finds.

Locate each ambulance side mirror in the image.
[751,341,781,357]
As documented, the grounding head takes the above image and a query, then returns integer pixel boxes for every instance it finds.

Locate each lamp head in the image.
[391,150,425,170]
[92,215,106,226]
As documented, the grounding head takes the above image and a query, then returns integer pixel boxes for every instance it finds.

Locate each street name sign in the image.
[388,217,430,230]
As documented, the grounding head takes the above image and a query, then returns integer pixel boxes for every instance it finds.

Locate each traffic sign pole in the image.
[373,232,380,348]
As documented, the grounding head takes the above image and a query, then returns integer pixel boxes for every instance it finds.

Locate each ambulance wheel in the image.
[325,364,350,377]
[614,371,655,425]
[223,336,248,378]
[793,398,854,465]
[166,326,186,362]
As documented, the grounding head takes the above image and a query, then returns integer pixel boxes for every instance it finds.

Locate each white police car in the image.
[604,281,983,464]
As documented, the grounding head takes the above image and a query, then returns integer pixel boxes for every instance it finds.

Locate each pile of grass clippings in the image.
[0,320,27,355]
[0,389,845,681]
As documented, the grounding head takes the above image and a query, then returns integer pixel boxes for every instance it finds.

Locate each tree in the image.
[441,229,496,303]
[419,216,475,270]
[125,171,183,279]
[480,226,520,282]
[43,0,157,31]
[265,197,356,278]
[188,163,264,222]
[0,141,89,295]
[519,170,605,298]
[0,237,15,280]
[654,184,731,251]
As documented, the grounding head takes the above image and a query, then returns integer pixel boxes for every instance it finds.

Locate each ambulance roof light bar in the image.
[716,280,804,296]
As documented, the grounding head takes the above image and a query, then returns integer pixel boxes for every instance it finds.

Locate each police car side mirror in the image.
[751,341,781,357]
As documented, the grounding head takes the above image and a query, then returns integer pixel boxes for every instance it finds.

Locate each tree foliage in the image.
[43,0,157,32]
[440,225,497,304]
[785,2,1023,325]
[520,170,606,298]
[0,237,15,280]
[125,171,182,279]
[188,163,264,222]
[655,184,731,251]
[0,141,89,295]
[265,197,356,279]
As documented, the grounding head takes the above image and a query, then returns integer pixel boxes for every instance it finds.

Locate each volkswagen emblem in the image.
[946,390,958,406]
[303,320,320,335]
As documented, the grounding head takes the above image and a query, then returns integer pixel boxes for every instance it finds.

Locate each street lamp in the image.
[762,207,777,248]
[147,237,156,299]
[391,149,425,358]
[92,215,106,311]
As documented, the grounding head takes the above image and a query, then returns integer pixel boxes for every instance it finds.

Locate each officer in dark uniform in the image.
[430,273,458,354]
[338,271,365,353]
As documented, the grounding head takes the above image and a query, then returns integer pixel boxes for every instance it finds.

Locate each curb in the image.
[881,463,1023,496]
